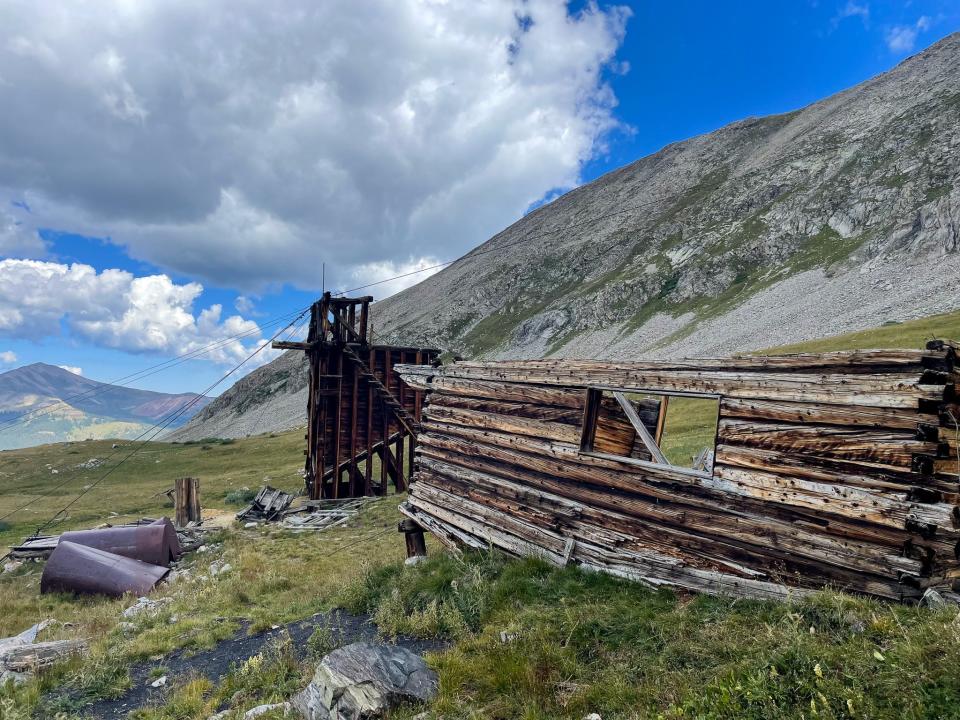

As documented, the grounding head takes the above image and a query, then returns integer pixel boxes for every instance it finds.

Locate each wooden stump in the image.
[398,518,427,559]
[174,477,201,527]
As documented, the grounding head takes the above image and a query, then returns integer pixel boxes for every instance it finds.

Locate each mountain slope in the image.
[0,363,212,449]
[173,33,960,440]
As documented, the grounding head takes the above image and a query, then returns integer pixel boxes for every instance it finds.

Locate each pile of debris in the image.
[237,486,373,532]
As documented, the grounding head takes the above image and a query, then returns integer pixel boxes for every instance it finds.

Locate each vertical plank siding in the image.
[395,343,960,601]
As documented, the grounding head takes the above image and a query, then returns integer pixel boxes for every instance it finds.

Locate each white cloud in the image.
[58,364,82,375]
[833,1,870,27]
[234,295,256,315]
[885,16,931,54]
[0,0,630,295]
[0,350,17,363]
[348,256,443,301]
[0,259,268,364]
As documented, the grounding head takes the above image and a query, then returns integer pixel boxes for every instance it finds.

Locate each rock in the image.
[245,522,259,529]
[499,631,517,643]
[292,642,438,720]
[921,588,948,608]
[583,714,603,720]
[151,675,167,688]
[220,563,233,575]
[0,669,30,686]
[123,596,171,618]
[2,560,22,574]
[244,702,291,718]
[208,712,232,720]
[404,555,427,567]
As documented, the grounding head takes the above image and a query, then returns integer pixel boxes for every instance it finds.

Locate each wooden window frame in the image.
[578,386,721,479]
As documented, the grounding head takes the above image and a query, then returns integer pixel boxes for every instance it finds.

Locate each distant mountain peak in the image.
[0,361,213,450]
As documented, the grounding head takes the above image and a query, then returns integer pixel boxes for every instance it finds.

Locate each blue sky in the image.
[0,0,957,396]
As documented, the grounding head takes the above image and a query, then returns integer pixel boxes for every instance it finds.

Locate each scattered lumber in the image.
[279,498,373,532]
[236,486,295,521]
[395,343,960,602]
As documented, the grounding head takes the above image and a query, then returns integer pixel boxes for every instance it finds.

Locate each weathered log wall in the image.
[396,342,960,601]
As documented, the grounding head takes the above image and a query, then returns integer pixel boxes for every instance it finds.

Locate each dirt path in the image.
[62,610,443,720]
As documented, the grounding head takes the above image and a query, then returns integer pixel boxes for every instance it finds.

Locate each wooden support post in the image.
[654,395,670,446]
[174,477,201,527]
[398,518,427,559]
[332,350,343,499]
[365,346,374,496]
[349,360,359,497]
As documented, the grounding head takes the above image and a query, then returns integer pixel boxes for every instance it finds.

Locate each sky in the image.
[0,0,958,396]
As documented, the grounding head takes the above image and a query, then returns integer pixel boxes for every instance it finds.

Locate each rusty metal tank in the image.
[59,517,182,567]
[41,541,169,597]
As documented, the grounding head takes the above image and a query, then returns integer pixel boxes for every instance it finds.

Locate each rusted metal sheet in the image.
[41,541,169,597]
[59,517,182,567]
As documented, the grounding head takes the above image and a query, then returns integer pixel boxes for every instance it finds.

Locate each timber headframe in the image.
[274,293,439,499]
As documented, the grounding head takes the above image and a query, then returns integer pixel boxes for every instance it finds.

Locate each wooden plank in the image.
[613,391,669,465]
[720,397,933,430]
[425,405,581,445]
[717,418,938,469]
[404,363,946,408]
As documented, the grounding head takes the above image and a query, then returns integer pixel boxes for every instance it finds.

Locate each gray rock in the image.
[921,588,949,608]
[292,642,438,720]
[245,702,291,718]
[2,560,22,574]
[0,669,30,686]
[404,555,426,567]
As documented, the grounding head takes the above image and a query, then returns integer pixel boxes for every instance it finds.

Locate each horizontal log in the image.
[429,394,582,424]
[715,444,960,499]
[710,465,959,534]
[717,419,938,469]
[399,349,945,375]
[423,405,581,444]
[430,376,587,408]
[720,397,934,431]
[0,639,88,671]
[403,363,945,408]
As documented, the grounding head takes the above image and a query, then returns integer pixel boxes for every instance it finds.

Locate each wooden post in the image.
[398,518,427,559]
[174,477,201,527]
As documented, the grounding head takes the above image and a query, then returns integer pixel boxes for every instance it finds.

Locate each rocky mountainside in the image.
[0,363,211,449]
[173,33,960,441]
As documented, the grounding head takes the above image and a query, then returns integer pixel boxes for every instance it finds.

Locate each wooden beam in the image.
[613,392,670,465]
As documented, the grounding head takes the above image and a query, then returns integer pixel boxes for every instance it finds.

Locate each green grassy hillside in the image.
[0,432,306,553]
[760,308,960,354]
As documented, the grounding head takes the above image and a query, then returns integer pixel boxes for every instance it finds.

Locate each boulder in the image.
[291,642,437,720]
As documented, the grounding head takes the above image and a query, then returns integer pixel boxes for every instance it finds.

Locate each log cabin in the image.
[395,340,960,602]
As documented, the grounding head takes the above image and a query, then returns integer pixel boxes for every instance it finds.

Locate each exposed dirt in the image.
[55,610,444,720]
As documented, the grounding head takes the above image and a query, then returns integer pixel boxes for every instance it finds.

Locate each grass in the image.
[0,431,305,554]
[761,308,960,355]
[658,396,719,467]
[342,552,960,720]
